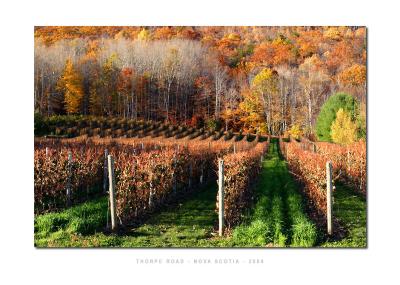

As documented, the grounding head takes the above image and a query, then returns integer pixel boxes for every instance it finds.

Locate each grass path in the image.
[231,138,317,247]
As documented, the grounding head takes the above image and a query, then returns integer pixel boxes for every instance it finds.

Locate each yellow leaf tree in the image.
[237,88,267,133]
[288,124,303,140]
[137,28,150,41]
[338,64,366,87]
[251,68,279,134]
[330,108,357,145]
[57,59,84,114]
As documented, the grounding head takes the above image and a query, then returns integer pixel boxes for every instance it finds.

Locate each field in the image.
[34,118,367,248]
[33,26,367,248]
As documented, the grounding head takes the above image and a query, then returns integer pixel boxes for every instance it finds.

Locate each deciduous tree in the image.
[237,88,266,133]
[330,108,357,145]
[252,68,279,134]
[56,59,84,114]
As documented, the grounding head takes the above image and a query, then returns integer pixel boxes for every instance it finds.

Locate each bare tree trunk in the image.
[307,91,313,132]
[267,93,272,134]
[166,81,172,122]
[215,80,219,119]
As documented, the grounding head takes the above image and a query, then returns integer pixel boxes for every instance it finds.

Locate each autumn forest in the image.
[34,26,366,137]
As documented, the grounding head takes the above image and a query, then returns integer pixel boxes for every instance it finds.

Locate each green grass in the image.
[117,184,223,247]
[35,197,109,247]
[230,138,317,247]
[35,183,234,247]
[320,183,367,247]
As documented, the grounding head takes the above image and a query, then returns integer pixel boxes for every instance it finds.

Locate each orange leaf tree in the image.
[57,59,84,114]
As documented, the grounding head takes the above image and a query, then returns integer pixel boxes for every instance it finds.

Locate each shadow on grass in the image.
[320,182,367,247]
[276,138,366,247]
[35,182,220,247]
[122,183,218,241]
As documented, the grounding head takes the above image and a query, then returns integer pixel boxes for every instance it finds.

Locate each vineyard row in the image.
[279,138,366,224]
[40,116,267,143]
[34,139,268,229]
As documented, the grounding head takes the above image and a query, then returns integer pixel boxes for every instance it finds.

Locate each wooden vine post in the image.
[107,155,117,231]
[200,162,204,184]
[326,161,333,235]
[188,162,192,188]
[346,147,351,172]
[218,159,225,236]
[173,153,177,194]
[148,181,154,208]
[66,151,72,207]
[103,149,108,194]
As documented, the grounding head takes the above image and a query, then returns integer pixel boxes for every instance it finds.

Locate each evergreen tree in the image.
[316,93,359,141]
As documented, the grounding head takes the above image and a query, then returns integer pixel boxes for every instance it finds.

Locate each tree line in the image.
[34,26,366,136]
